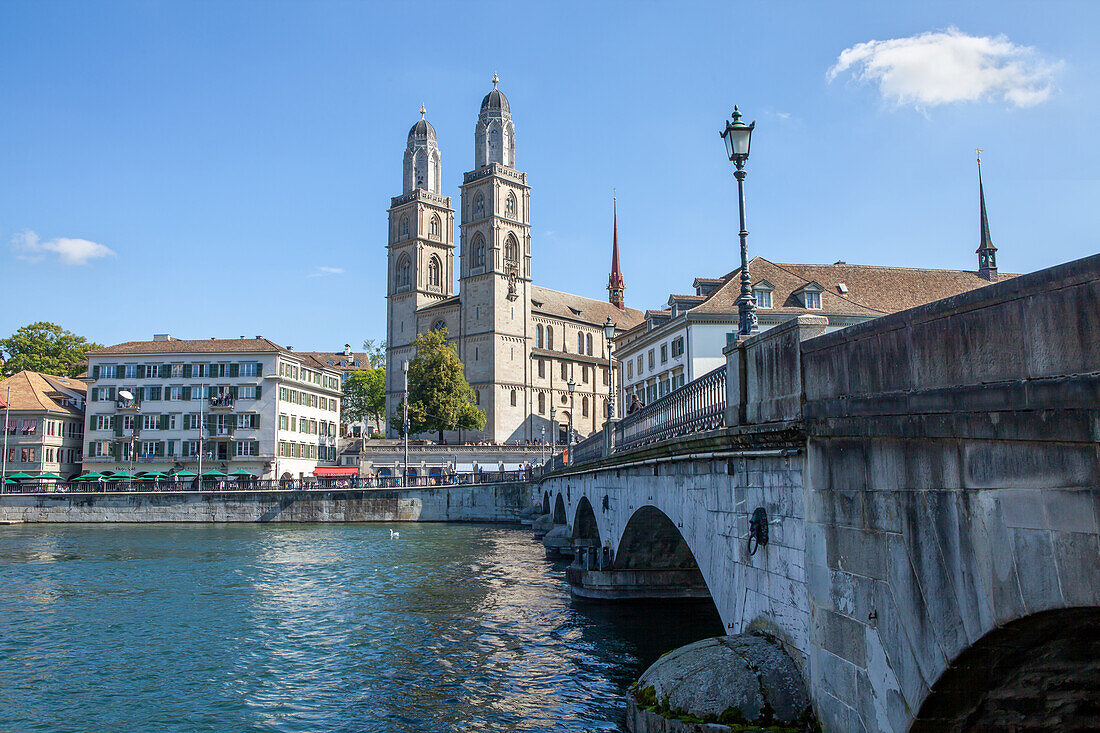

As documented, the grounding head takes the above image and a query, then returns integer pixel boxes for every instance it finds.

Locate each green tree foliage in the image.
[341,368,386,433]
[390,328,485,441]
[1,322,103,377]
[362,338,387,369]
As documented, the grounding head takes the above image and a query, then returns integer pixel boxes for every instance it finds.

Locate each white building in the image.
[0,371,86,480]
[83,335,342,480]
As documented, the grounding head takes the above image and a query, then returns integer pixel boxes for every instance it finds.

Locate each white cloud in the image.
[11,230,116,265]
[828,28,1061,109]
[775,111,792,120]
[309,266,345,277]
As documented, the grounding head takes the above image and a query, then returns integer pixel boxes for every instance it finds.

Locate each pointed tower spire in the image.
[976,150,998,281]
[608,195,626,309]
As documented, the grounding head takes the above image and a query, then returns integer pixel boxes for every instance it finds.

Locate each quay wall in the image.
[0,483,530,523]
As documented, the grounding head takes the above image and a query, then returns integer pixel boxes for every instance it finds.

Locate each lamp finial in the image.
[419,103,426,119]
[492,72,499,89]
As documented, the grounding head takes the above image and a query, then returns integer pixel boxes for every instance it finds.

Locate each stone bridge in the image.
[535,255,1099,731]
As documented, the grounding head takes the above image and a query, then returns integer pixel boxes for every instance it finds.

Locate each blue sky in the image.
[2,1,1097,351]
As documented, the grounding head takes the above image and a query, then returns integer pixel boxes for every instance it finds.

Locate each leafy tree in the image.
[1,322,102,377]
[362,338,387,369]
[390,328,485,441]
[341,368,386,434]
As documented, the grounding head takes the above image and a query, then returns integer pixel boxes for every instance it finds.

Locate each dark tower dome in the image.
[480,88,510,114]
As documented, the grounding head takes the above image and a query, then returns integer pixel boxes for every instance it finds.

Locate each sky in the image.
[2,1,1098,351]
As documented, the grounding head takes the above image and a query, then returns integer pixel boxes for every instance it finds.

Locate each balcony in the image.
[115,399,141,412]
[208,395,235,411]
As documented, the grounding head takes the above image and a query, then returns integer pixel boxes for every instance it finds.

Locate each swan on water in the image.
[389,529,400,539]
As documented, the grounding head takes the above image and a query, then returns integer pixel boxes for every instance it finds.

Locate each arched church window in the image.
[474,194,485,217]
[475,390,481,405]
[472,233,486,268]
[506,192,517,217]
[578,332,584,354]
[400,216,409,238]
[560,362,567,380]
[504,234,519,264]
[433,320,446,332]
[430,215,441,239]
[538,392,545,414]
[582,396,589,417]
[396,254,411,288]
[536,324,543,349]
[510,390,517,407]
[547,327,554,350]
[586,333,593,356]
[428,256,441,288]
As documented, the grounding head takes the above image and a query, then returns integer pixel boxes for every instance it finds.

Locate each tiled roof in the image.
[0,371,85,415]
[688,257,1016,317]
[299,351,373,372]
[89,337,287,355]
[529,285,645,330]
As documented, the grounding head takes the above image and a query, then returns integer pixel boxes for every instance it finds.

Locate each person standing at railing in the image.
[627,394,643,415]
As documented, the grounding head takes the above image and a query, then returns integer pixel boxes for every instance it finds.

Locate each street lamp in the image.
[603,317,617,422]
[720,106,758,336]
[402,360,409,487]
[549,406,557,461]
[567,375,576,453]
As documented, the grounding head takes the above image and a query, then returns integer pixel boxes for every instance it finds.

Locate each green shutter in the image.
[255,363,262,377]
[183,414,191,430]
[92,365,100,379]
[253,414,260,428]
[255,385,261,399]
[229,386,238,399]
[182,386,191,401]
[229,363,239,377]
[155,441,163,457]
[183,364,192,379]
[228,414,237,431]
[159,414,168,430]
[106,387,115,401]
[137,365,145,379]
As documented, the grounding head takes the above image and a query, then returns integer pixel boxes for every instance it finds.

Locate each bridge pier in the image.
[566,566,711,601]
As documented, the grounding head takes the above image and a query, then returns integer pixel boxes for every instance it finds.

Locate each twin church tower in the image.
[385,76,642,443]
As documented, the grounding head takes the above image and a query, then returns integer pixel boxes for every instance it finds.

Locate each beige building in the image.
[386,79,643,444]
[82,336,342,480]
[1,370,86,480]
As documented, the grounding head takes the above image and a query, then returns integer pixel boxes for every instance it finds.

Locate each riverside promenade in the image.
[0,481,529,523]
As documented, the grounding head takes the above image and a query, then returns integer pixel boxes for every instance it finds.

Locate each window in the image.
[754,289,772,309]
[536,324,543,349]
[578,332,584,353]
[661,344,668,363]
[504,234,518,264]
[510,390,517,406]
[240,362,259,377]
[637,355,644,374]
[547,326,554,350]
[804,292,821,309]
[21,419,37,435]
[603,367,609,386]
[586,334,593,356]
[397,254,411,288]
[430,214,441,239]
[472,233,486,268]
[428,256,441,288]
[506,191,517,217]
[582,365,589,383]
[561,362,568,380]
[582,396,589,417]
[99,365,116,379]
[432,320,446,333]
[400,216,410,237]
[648,350,655,369]
[474,193,485,217]
[538,359,545,378]
[170,364,184,378]
[671,336,684,358]
[627,360,633,379]
[279,414,289,430]
[193,363,209,378]
[538,392,545,414]
[143,414,159,431]
[123,365,138,379]
[235,441,258,457]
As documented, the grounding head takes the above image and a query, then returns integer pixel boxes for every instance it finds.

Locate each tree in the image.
[341,368,386,435]
[390,328,485,441]
[362,338,386,369]
[1,322,103,377]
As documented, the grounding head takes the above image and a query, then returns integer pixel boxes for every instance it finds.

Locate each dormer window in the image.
[752,279,775,309]
[794,281,824,310]
[804,292,821,309]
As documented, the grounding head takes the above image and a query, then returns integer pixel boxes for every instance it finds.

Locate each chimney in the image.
[344,344,351,357]
[153,334,172,342]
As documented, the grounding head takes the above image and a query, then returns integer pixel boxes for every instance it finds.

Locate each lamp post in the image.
[603,317,617,422]
[567,376,576,456]
[549,406,557,462]
[540,426,546,464]
[402,360,409,487]
[720,106,758,336]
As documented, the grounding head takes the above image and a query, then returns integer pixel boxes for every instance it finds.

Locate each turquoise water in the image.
[0,524,722,732]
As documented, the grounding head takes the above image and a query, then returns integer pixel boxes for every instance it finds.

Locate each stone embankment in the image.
[0,483,528,523]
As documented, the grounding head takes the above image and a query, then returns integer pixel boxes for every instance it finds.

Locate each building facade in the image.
[82,335,342,479]
[386,79,643,444]
[0,371,86,480]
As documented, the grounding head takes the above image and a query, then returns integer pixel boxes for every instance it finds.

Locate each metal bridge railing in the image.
[613,365,727,454]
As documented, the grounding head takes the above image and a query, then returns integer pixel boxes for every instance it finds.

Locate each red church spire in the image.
[608,196,626,309]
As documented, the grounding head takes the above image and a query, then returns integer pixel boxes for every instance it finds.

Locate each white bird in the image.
[389,529,400,539]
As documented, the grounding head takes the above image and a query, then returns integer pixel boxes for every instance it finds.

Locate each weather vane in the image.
[976,148,982,164]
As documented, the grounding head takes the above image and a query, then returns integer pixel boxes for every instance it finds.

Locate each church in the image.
[385,77,644,443]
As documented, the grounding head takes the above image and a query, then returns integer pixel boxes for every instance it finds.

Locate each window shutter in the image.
[256,363,263,376]
[210,363,218,377]
[92,365,100,379]
[107,387,116,401]
[137,365,145,379]
[159,414,168,430]
[183,364,192,379]
[111,443,121,461]
[228,414,237,431]
[229,386,238,399]
[155,441,164,457]
[253,415,260,428]
[230,363,239,377]
[182,386,191,401]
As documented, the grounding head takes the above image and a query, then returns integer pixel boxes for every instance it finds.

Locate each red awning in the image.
[312,467,359,477]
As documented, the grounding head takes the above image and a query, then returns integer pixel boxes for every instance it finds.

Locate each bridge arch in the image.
[571,496,601,548]
[615,505,701,570]
[552,493,567,524]
[912,607,1100,730]
[541,491,550,515]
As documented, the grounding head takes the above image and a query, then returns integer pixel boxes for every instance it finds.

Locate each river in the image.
[0,523,722,732]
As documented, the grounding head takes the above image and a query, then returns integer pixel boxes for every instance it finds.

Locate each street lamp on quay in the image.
[720,106,758,336]
[402,360,410,487]
[567,376,576,456]
[549,406,557,463]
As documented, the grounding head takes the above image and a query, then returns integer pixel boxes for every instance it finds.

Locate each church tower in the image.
[385,107,456,434]
[976,151,998,282]
[608,197,626,309]
[458,75,532,441]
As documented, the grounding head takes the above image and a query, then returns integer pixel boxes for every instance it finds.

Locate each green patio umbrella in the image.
[138,471,167,480]
[73,472,103,481]
[201,469,227,477]
[228,469,255,477]
[105,471,136,481]
[6,472,34,481]
[37,472,64,480]
[173,470,197,478]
